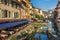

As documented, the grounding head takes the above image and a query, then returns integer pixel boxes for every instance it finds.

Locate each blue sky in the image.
[30,0,58,10]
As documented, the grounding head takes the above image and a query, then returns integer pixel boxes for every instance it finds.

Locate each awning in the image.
[0,20,28,29]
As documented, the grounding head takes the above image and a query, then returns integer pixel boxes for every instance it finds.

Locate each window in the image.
[9,11,11,18]
[21,11,25,16]
[11,1,14,7]
[16,5,20,9]
[6,0,9,6]
[0,0,1,3]
[13,3,16,8]
[9,0,12,7]
[2,10,7,18]
[2,10,11,18]
[22,1,26,7]
[4,0,7,5]
[11,1,16,8]
[1,0,4,3]
[19,3,22,8]
[1,0,7,5]
[14,12,19,18]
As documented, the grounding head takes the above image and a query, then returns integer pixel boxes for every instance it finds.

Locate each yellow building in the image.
[20,0,33,20]
[20,8,30,19]
[34,8,40,15]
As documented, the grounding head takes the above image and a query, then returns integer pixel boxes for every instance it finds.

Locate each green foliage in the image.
[35,14,40,19]
[10,36,17,40]
[25,33,35,40]
[26,29,30,32]
[20,31,26,36]
[32,24,47,27]
[35,14,44,20]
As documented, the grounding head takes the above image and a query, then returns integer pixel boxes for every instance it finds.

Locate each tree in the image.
[35,14,44,20]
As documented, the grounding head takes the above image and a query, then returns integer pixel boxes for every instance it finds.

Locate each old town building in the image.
[56,0,60,35]
[0,0,21,23]
[0,0,33,23]
[53,0,60,35]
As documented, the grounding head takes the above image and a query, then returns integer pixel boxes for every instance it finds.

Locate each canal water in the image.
[34,20,56,40]
[34,33,48,40]
[34,22,49,40]
[47,20,56,33]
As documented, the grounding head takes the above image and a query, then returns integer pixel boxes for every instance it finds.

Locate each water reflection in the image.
[34,33,48,40]
[48,20,56,33]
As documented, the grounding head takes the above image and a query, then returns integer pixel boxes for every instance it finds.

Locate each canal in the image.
[6,20,57,40]
[33,20,54,40]
[25,32,48,40]
[26,20,56,40]
[36,20,56,40]
[34,33,48,40]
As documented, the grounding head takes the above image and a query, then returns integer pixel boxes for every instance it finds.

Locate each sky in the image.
[30,0,58,10]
